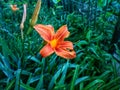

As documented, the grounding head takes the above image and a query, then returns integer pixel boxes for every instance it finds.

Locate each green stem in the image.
[27,26,33,35]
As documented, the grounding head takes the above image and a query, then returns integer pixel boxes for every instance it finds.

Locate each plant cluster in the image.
[0,0,120,90]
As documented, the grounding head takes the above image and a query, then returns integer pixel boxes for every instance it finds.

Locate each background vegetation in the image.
[0,0,120,90]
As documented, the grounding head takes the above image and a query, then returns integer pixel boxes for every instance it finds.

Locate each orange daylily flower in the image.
[34,24,76,59]
[10,4,19,11]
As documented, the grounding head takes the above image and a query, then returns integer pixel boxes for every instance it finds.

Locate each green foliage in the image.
[52,0,61,4]
[0,0,120,90]
[98,0,111,10]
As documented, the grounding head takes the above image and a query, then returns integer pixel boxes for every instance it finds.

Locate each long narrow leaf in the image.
[70,65,79,90]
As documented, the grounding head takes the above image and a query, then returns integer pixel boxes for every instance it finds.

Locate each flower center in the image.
[50,39,57,48]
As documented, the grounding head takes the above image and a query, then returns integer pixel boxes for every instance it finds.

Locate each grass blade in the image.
[36,74,44,89]
[70,65,79,90]
[83,79,104,90]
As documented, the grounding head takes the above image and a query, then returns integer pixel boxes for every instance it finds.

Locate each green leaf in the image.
[54,84,66,89]
[110,85,120,90]
[29,75,42,84]
[99,77,120,89]
[98,71,111,79]
[48,69,62,89]
[70,65,79,90]
[75,76,89,85]
[94,33,103,41]
[58,61,69,85]
[21,70,32,76]
[0,53,13,79]
[79,83,84,90]
[76,40,88,48]
[36,74,44,90]
[89,46,99,57]
[52,0,61,4]
[86,30,92,41]
[0,38,17,63]
[27,55,41,64]
[5,79,15,90]
[26,74,32,85]
[20,82,35,90]
[98,0,111,10]
[49,55,57,72]
[15,69,21,90]
[52,8,56,15]
[83,79,104,90]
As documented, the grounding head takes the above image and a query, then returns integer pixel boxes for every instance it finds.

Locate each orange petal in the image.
[34,24,55,42]
[10,5,19,11]
[46,25,54,31]
[40,44,54,57]
[57,41,74,49]
[55,48,76,59]
[55,25,70,41]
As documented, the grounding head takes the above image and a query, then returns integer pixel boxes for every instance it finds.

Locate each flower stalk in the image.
[27,0,41,34]
[20,4,27,39]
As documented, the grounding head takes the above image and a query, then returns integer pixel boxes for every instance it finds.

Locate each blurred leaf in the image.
[98,71,111,79]
[49,55,57,72]
[79,83,84,90]
[5,78,15,90]
[69,63,79,68]
[76,40,88,48]
[115,44,120,56]
[94,33,103,41]
[75,76,89,85]
[27,55,41,64]
[20,82,35,90]
[83,79,104,90]
[98,0,111,9]
[86,30,92,42]
[52,8,56,15]
[56,6,63,9]
[58,61,69,85]
[88,45,99,57]
[99,77,120,89]
[54,84,66,89]
[0,38,17,62]
[36,74,43,90]
[21,70,32,76]
[26,74,32,85]
[48,69,61,89]
[15,69,21,90]
[52,0,61,4]
[110,85,120,90]
[29,75,42,84]
[70,65,79,90]
[0,53,13,79]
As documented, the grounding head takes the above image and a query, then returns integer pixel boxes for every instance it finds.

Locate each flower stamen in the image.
[50,39,57,48]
